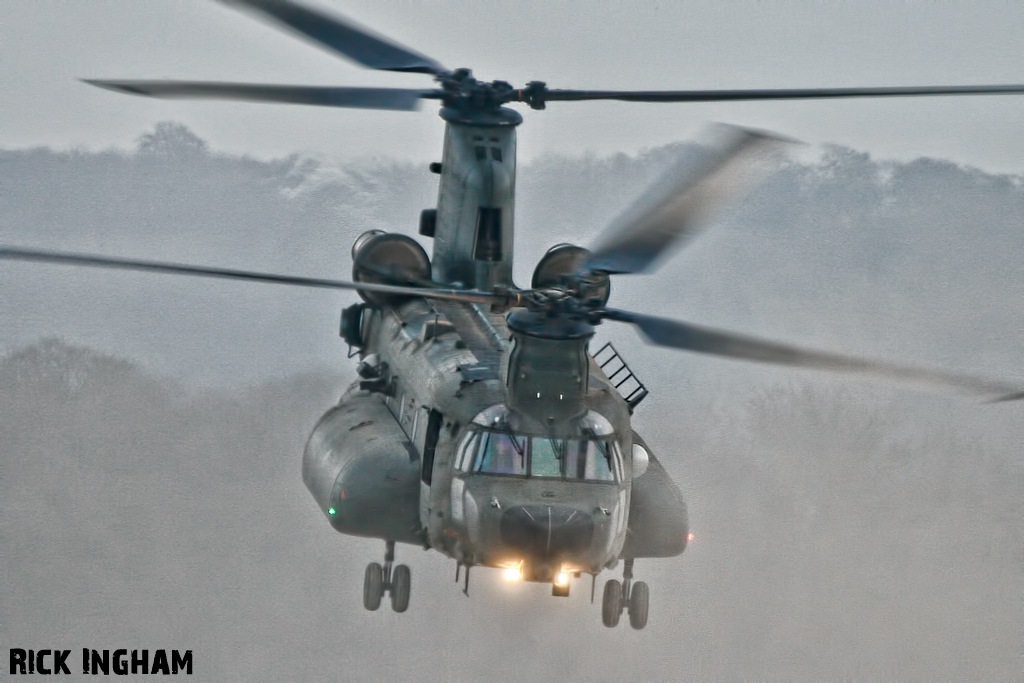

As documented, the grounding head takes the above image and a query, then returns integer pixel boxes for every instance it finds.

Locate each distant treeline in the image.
[4,121,1021,273]
[1,121,1022,379]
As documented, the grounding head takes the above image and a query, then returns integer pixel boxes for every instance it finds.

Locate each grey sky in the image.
[3,0,1024,170]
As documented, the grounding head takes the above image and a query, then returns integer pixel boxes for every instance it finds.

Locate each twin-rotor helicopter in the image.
[4,0,1023,629]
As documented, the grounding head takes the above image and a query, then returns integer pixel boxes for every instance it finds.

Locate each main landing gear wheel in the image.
[362,541,412,613]
[391,564,411,613]
[602,579,622,627]
[600,558,649,629]
[363,562,384,611]
[628,581,649,630]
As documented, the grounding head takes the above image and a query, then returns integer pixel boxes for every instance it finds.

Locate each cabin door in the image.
[416,408,443,529]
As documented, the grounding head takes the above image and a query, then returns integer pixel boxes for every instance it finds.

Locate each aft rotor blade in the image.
[585,125,789,275]
[603,308,1024,401]
[83,80,434,111]
[0,247,502,305]
[534,84,1024,105]
[221,0,447,75]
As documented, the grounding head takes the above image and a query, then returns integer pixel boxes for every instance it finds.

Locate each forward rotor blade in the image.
[221,0,447,75]
[603,308,1024,401]
[0,247,501,305]
[585,125,789,275]
[82,80,433,111]
[536,84,1024,105]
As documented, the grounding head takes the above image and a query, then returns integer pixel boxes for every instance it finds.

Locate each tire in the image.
[601,579,622,627]
[391,564,411,613]
[363,562,383,611]
[628,581,649,630]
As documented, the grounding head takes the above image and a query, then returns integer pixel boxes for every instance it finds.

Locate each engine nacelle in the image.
[532,243,610,306]
[351,230,431,308]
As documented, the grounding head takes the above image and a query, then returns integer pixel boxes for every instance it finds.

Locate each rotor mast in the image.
[430,70,522,290]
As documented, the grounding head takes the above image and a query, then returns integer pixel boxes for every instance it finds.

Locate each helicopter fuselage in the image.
[303,296,689,582]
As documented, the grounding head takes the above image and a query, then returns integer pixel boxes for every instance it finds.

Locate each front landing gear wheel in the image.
[391,564,411,613]
[363,562,383,611]
[602,579,622,627]
[628,581,649,630]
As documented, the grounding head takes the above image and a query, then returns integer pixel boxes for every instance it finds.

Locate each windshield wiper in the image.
[592,437,613,469]
[493,420,526,457]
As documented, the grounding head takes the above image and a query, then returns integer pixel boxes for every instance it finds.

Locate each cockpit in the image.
[455,405,623,483]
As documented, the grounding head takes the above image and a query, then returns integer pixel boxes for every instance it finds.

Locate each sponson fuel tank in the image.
[303,389,423,545]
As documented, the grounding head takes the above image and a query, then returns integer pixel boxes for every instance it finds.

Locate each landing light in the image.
[504,566,521,581]
[555,571,569,586]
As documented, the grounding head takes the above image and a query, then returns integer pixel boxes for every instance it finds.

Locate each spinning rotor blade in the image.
[0,247,501,305]
[585,125,789,275]
[82,80,433,111]
[221,0,447,75]
[531,84,1024,105]
[602,309,1024,401]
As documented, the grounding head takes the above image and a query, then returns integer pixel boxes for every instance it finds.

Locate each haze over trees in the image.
[2,124,1021,679]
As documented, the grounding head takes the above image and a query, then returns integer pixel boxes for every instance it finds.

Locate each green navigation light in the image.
[328,508,336,515]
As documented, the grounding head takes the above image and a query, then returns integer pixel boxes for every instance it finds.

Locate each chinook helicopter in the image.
[3,0,1024,630]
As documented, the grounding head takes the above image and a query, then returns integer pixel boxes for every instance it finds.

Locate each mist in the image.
[2,125,1021,679]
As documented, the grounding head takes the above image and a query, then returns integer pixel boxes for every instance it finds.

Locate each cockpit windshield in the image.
[457,405,621,482]
[456,417,621,483]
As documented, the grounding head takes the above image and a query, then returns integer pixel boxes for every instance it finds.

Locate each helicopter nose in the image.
[499,505,594,559]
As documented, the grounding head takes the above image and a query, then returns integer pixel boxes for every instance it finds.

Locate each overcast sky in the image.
[3,0,1024,170]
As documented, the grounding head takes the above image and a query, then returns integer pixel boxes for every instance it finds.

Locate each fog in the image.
[2,125,1021,679]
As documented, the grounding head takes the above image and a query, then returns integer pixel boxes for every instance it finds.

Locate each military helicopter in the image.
[3,0,1024,630]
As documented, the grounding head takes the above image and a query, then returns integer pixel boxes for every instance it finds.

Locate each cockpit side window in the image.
[455,432,478,472]
[473,432,527,476]
[562,439,616,482]
[592,441,617,481]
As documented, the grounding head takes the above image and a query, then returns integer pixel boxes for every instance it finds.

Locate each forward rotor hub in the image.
[521,281,606,326]
[436,69,515,111]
